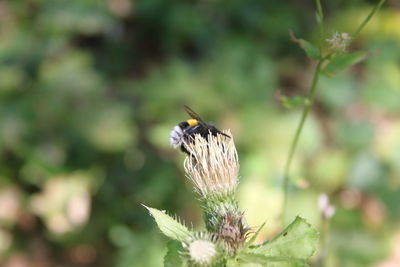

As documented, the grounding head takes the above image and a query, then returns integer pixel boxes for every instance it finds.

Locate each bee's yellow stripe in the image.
[187,119,198,127]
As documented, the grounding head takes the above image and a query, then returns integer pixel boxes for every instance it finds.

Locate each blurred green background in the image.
[0,0,399,266]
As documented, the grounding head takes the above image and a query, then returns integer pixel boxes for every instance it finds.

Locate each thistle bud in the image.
[183,232,218,265]
[189,239,216,264]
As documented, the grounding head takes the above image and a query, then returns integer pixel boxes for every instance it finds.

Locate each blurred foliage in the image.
[0,0,399,266]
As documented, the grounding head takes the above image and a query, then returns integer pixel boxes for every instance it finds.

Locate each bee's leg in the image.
[180,144,199,165]
[209,126,230,138]
[180,144,190,155]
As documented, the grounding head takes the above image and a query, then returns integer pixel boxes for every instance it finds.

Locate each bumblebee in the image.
[169,105,230,154]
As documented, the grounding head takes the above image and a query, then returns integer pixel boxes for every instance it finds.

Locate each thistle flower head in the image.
[184,130,239,198]
[326,32,352,53]
[183,130,248,253]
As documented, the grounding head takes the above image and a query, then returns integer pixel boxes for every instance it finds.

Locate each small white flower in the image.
[326,32,352,52]
[188,239,216,265]
[318,194,329,211]
[318,194,336,219]
[324,205,336,219]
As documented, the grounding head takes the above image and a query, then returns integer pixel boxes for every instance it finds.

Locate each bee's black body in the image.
[169,106,229,155]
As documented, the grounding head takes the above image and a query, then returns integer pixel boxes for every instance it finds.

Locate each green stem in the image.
[353,0,386,38]
[315,0,324,51]
[282,60,324,223]
[316,217,330,267]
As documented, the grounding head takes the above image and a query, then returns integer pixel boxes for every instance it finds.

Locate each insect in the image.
[169,105,230,154]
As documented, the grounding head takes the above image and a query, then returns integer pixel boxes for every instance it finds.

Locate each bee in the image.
[169,105,230,154]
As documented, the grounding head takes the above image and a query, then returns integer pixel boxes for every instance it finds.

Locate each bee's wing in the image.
[184,105,231,139]
[183,105,209,128]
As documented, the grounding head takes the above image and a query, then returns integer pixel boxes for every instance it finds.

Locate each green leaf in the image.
[248,217,318,263]
[298,39,321,60]
[164,240,183,267]
[279,95,306,109]
[226,258,241,267]
[290,32,320,60]
[238,253,308,267]
[323,51,366,75]
[143,205,191,242]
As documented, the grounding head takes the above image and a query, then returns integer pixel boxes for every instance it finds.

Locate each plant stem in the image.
[282,59,324,224]
[315,0,324,51]
[353,0,386,38]
[316,217,330,267]
[281,0,385,226]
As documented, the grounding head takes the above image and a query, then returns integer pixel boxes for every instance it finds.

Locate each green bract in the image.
[143,205,191,242]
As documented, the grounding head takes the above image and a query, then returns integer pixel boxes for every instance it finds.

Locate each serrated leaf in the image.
[143,205,191,242]
[323,51,366,75]
[238,253,308,267]
[249,217,318,262]
[164,240,183,267]
[279,95,305,109]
